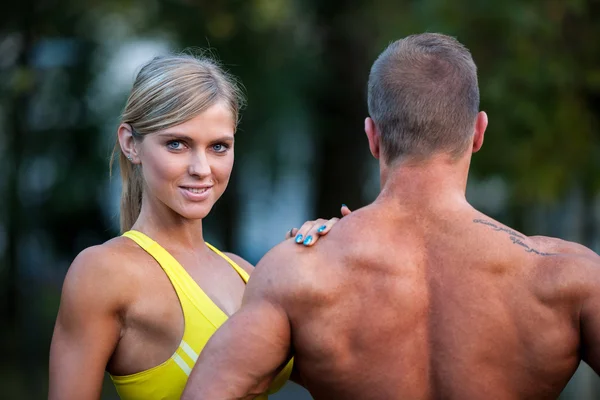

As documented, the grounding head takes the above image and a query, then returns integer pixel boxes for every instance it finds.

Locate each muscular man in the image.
[182,33,600,399]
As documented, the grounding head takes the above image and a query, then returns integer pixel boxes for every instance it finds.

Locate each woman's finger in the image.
[341,204,352,217]
[302,218,340,246]
[294,218,328,246]
[285,227,299,240]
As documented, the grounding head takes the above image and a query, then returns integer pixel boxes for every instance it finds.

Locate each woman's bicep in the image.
[49,248,123,400]
[49,311,119,399]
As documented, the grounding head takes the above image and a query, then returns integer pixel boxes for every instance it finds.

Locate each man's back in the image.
[286,202,598,399]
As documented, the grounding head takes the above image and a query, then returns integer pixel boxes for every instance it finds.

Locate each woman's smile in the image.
[180,185,213,201]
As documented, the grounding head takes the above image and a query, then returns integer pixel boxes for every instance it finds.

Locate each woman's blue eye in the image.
[213,143,228,153]
[167,141,182,150]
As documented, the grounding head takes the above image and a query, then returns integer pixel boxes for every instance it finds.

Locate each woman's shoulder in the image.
[71,236,143,275]
[62,236,145,308]
[222,252,254,275]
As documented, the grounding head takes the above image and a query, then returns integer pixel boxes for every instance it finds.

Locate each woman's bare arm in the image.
[49,246,127,400]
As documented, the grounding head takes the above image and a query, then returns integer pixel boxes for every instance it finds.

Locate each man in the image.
[182,33,600,399]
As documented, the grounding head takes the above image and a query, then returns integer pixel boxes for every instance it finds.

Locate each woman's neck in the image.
[131,197,206,252]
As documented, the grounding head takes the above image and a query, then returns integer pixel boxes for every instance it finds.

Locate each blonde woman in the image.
[49,54,347,400]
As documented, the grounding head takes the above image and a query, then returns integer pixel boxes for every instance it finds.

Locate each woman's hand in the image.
[285,204,352,246]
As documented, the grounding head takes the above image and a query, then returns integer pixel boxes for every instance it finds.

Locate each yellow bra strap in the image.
[122,230,250,283]
[205,242,250,283]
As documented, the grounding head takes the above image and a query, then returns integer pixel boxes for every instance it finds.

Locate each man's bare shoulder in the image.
[243,238,334,307]
[529,236,600,299]
[253,239,322,282]
[530,235,600,259]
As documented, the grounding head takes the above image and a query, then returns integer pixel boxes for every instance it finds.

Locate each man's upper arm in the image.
[183,243,299,400]
[49,247,123,400]
[581,257,600,374]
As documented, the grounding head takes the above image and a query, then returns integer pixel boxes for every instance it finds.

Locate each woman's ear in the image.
[117,123,140,163]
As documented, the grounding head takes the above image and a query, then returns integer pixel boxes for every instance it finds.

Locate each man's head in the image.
[366,33,487,165]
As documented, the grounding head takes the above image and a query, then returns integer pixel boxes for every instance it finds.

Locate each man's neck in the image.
[376,153,472,210]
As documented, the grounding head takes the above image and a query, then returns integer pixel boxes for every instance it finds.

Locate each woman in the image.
[49,54,347,399]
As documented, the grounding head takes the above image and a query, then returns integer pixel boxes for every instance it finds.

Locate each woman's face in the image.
[136,102,235,221]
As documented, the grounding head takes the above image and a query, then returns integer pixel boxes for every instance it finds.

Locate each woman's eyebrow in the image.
[210,135,235,142]
[156,133,234,142]
[156,132,194,141]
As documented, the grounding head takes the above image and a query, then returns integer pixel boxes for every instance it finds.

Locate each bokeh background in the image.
[1,0,599,398]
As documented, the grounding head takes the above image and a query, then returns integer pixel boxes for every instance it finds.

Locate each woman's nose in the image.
[188,151,211,177]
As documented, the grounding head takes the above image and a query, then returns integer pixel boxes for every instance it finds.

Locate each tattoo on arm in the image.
[473,219,554,256]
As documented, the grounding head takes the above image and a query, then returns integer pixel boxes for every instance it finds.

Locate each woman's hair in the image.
[110,53,245,233]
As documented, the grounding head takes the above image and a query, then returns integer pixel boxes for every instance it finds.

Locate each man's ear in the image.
[117,123,140,163]
[472,111,488,153]
[365,117,381,159]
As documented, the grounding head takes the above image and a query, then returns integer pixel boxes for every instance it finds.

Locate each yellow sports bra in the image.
[110,230,292,399]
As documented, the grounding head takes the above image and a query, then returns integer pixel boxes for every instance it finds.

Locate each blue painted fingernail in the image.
[317,225,326,233]
[295,234,303,243]
[303,236,313,245]
[342,204,347,208]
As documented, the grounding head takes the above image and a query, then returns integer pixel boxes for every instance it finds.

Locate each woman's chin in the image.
[177,204,214,221]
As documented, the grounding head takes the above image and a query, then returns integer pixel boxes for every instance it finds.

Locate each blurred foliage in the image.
[0,0,599,398]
